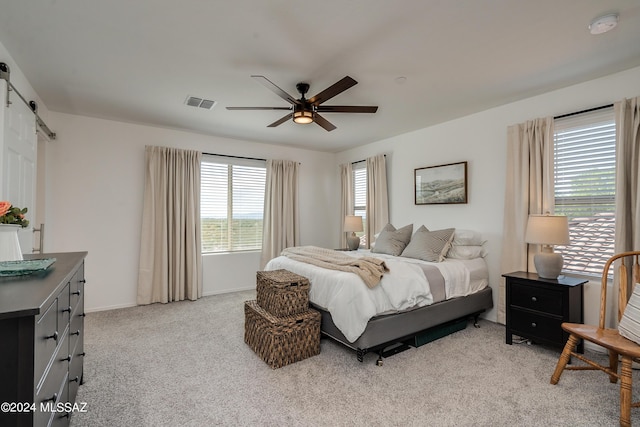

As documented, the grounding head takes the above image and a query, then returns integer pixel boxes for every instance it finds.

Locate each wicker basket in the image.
[244,300,320,369]
[256,269,310,317]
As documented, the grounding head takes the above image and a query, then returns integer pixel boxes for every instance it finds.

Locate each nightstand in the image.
[503,271,587,353]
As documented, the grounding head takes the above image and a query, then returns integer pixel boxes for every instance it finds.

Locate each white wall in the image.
[336,65,640,324]
[44,113,338,311]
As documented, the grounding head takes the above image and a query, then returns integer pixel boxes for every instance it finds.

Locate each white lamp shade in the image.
[525,215,570,246]
[344,215,363,232]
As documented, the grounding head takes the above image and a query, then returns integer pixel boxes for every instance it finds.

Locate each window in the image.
[201,156,266,253]
[353,161,367,245]
[553,107,616,277]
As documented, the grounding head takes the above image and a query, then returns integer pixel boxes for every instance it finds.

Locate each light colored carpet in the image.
[70,290,635,426]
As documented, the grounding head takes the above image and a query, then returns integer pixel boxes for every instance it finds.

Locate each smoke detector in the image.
[589,13,618,35]
[185,96,216,110]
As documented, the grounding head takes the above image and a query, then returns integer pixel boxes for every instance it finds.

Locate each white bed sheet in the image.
[264,249,488,343]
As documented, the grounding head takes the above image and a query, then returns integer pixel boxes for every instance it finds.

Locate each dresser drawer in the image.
[35,332,69,427]
[510,282,563,315]
[58,282,72,329]
[35,299,59,389]
[511,308,564,344]
[69,305,84,360]
[69,265,85,313]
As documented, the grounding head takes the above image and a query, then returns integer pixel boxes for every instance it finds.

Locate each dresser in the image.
[0,252,87,427]
[504,271,587,352]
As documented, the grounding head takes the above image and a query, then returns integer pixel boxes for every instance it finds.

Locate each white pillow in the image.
[446,245,487,260]
[452,229,486,246]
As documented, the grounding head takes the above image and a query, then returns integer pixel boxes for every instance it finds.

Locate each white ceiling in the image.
[1,1,639,152]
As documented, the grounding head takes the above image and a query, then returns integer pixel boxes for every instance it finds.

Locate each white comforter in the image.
[265,250,485,343]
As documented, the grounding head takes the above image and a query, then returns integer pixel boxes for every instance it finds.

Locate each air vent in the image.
[185,96,216,110]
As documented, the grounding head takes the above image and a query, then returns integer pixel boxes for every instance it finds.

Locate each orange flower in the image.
[0,201,11,217]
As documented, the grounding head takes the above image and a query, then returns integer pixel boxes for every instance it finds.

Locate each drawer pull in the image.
[61,355,71,362]
[80,313,86,317]
[72,290,81,296]
[70,376,80,383]
[531,296,537,302]
[79,352,86,357]
[62,306,72,313]
[46,331,58,341]
[71,329,81,336]
[531,322,537,328]
[44,392,57,403]
[79,279,86,283]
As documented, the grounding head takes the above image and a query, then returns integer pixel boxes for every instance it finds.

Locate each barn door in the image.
[0,79,37,255]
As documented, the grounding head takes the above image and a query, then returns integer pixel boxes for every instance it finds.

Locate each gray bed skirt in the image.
[311,286,493,355]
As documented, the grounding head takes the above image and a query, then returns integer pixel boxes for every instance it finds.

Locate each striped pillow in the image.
[401,227,455,262]
[618,284,640,345]
[371,223,413,257]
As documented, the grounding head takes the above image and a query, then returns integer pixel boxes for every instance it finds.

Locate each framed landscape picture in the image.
[414,161,467,205]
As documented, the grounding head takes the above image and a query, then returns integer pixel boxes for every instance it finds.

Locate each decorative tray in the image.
[0,258,57,276]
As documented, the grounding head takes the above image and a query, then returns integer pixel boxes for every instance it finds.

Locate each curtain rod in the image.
[554,103,613,120]
[0,63,57,140]
[202,152,266,162]
[352,154,386,165]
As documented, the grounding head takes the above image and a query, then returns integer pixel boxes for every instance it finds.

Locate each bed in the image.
[264,226,493,363]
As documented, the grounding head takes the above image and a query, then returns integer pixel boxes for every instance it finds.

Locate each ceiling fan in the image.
[226,75,378,131]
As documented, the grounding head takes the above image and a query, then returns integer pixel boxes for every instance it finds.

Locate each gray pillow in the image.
[371,223,413,256]
[401,227,455,262]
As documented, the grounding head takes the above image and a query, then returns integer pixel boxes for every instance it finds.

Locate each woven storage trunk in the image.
[256,269,310,317]
[244,300,320,369]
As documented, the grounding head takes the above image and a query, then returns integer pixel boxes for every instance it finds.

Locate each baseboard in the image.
[85,302,137,313]
[202,286,255,297]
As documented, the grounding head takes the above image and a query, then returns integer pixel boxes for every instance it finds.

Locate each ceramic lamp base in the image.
[347,233,360,251]
[534,251,563,279]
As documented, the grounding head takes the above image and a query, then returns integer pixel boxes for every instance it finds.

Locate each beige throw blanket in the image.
[281,246,389,288]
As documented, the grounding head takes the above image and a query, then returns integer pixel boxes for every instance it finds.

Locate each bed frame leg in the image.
[473,313,481,328]
[376,352,384,367]
[356,348,365,363]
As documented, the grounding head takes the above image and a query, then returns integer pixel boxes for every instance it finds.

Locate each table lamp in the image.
[525,214,570,279]
[344,215,363,251]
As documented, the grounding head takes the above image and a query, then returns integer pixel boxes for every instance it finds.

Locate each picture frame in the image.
[414,161,468,205]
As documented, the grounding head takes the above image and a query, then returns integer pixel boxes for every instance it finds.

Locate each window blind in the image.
[201,156,266,253]
[353,161,367,245]
[553,107,616,277]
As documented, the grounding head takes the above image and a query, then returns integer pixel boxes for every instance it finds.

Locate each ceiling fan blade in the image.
[226,107,291,111]
[267,113,293,128]
[316,105,378,113]
[308,76,357,105]
[313,113,336,132]
[251,75,299,105]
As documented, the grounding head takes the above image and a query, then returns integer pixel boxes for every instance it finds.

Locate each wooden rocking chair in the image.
[551,251,640,427]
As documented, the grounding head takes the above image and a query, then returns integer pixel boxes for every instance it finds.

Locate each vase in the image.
[0,224,23,261]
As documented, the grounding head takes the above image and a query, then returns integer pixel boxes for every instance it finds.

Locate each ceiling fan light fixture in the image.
[293,109,314,124]
[589,13,618,35]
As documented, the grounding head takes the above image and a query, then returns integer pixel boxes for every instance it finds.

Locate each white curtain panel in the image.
[499,118,554,323]
[615,97,640,253]
[366,154,389,249]
[137,146,202,305]
[260,159,300,268]
[340,162,353,248]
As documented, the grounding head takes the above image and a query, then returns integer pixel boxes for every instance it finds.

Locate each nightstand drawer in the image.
[510,282,562,315]
[511,309,564,343]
